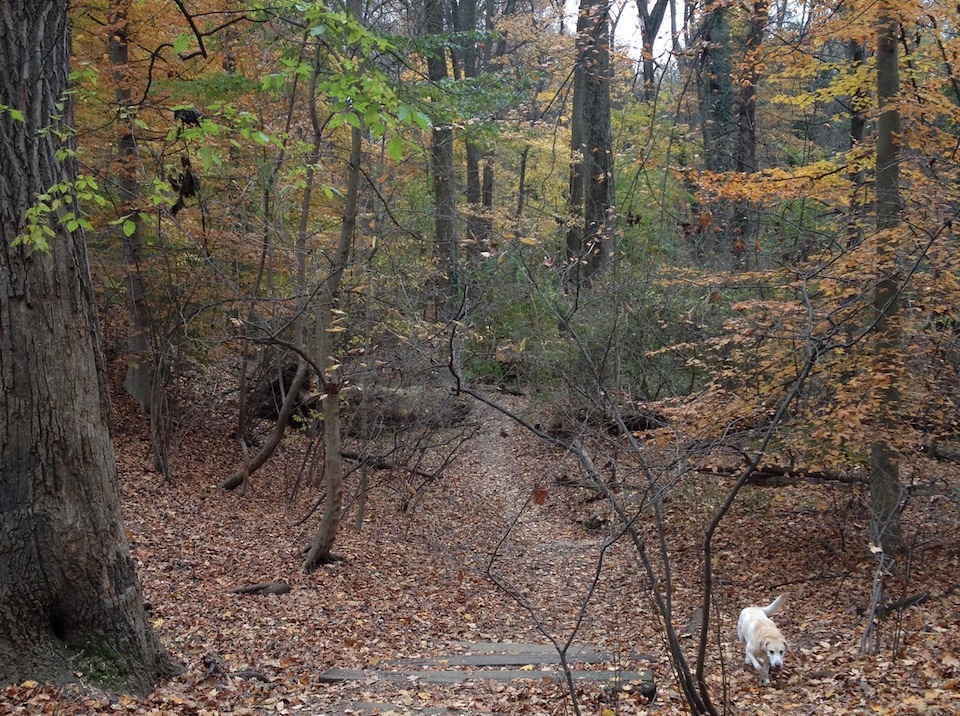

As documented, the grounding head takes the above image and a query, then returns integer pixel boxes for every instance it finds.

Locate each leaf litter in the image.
[2,390,960,715]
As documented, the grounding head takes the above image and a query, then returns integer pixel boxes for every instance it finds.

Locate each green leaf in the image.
[173,34,191,55]
[262,73,285,92]
[1,104,25,122]
[122,219,137,237]
[386,136,404,163]
[199,145,221,170]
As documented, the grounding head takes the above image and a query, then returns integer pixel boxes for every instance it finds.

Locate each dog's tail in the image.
[762,593,787,616]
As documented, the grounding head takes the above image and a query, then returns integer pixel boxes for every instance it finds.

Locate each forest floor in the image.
[4,383,960,715]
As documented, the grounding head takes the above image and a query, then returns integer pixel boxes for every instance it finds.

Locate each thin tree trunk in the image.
[425,0,461,322]
[0,0,177,690]
[108,0,154,413]
[847,35,867,248]
[870,1,904,555]
[566,52,586,282]
[516,145,529,218]
[302,121,360,572]
[637,0,670,101]
[456,0,486,255]
[301,3,363,568]
[222,42,324,493]
[731,0,768,266]
[221,361,309,490]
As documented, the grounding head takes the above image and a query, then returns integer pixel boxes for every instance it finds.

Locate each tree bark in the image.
[637,0,670,101]
[108,0,154,413]
[846,35,867,247]
[582,0,615,276]
[567,0,615,282]
[694,0,735,256]
[731,0,768,266]
[696,1,735,174]
[301,7,363,569]
[0,0,178,691]
[425,0,461,322]
[301,120,360,573]
[870,1,903,555]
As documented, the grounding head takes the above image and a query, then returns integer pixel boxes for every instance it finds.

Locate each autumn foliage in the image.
[4,0,960,712]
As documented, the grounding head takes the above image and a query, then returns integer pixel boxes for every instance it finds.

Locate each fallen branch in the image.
[875,591,930,620]
[229,580,292,596]
[694,463,855,486]
[341,450,437,479]
[229,670,270,682]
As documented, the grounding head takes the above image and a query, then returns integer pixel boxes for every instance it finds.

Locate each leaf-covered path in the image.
[5,392,960,715]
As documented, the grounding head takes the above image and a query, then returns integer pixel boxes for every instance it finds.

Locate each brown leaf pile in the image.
[3,389,960,715]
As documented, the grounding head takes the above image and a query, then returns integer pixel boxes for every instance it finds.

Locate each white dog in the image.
[737,593,787,684]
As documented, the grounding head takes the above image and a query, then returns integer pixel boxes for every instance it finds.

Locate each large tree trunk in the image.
[0,0,178,691]
[696,2,735,173]
[870,1,903,555]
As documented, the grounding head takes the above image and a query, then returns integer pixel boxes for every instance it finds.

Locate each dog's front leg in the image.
[746,647,770,684]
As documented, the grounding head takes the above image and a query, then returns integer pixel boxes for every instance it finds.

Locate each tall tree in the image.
[695,0,735,174]
[0,0,177,690]
[846,32,868,248]
[425,0,461,320]
[108,0,154,414]
[691,0,735,256]
[107,0,173,481]
[637,0,670,101]
[730,0,768,263]
[301,20,363,569]
[566,0,615,282]
[869,0,903,555]
[454,0,492,254]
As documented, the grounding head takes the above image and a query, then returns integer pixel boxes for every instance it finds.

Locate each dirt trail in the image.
[305,393,655,713]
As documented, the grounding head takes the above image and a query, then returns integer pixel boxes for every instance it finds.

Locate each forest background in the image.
[3,0,960,713]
